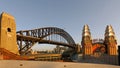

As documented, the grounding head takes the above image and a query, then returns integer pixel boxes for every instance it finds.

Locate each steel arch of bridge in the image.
[17,27,76,54]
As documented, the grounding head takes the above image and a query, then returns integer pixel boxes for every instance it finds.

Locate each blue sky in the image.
[0,0,120,50]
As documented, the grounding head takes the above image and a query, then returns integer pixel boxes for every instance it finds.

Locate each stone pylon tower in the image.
[0,12,19,55]
[104,25,117,55]
[81,24,92,56]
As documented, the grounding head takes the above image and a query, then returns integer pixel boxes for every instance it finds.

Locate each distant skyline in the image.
[0,0,120,50]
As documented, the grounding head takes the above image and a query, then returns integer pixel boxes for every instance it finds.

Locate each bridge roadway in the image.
[17,34,74,48]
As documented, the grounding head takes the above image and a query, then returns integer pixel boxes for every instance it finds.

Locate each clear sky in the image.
[0,0,120,50]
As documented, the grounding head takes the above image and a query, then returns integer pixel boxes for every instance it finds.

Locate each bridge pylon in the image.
[0,12,19,55]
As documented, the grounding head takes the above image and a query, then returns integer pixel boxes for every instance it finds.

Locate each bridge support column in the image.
[0,12,19,55]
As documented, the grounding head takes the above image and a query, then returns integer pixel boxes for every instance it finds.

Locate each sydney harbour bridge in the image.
[0,12,119,65]
[0,12,80,60]
[17,27,78,55]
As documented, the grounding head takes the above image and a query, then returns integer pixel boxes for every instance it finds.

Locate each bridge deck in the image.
[17,34,75,48]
